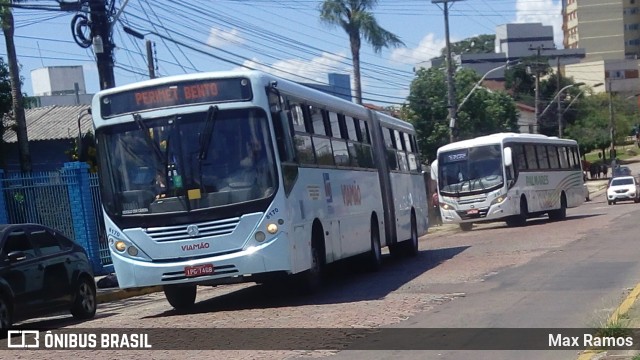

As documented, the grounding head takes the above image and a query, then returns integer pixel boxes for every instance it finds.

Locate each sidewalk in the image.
[95,275,162,304]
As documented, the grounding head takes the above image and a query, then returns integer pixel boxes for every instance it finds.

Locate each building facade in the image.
[562,0,640,94]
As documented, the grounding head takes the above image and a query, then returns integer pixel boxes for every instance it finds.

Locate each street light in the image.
[538,82,585,137]
[562,82,603,116]
[457,60,520,111]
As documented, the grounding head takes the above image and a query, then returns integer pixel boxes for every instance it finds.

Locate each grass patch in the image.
[593,319,632,339]
[584,144,638,164]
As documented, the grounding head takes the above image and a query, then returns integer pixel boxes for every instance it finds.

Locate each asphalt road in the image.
[4,187,640,360]
[330,193,640,360]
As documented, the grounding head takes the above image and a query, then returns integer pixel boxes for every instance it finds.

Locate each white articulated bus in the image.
[91,70,428,309]
[431,133,585,231]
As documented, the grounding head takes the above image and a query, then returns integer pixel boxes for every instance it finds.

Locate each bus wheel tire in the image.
[297,240,324,295]
[367,220,382,271]
[405,213,419,257]
[549,194,567,221]
[507,199,528,226]
[608,200,612,205]
[164,284,197,310]
[389,214,419,258]
[459,222,473,231]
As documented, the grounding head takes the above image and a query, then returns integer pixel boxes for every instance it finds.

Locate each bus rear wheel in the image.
[164,284,197,310]
[367,219,382,271]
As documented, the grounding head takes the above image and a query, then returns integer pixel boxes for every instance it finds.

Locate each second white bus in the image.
[431,133,585,231]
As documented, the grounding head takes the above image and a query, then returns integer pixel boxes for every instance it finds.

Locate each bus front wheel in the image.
[164,284,197,310]
[459,222,473,231]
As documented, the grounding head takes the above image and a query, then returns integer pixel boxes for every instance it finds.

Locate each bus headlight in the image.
[267,223,278,234]
[114,240,127,252]
[440,203,451,210]
[491,196,506,206]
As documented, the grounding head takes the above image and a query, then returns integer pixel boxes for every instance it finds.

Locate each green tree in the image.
[319,0,404,105]
[1,1,30,172]
[440,34,496,57]
[565,92,634,161]
[406,67,518,162]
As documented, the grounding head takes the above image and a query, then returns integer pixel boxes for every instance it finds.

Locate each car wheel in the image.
[0,295,12,330]
[163,284,197,310]
[71,276,97,319]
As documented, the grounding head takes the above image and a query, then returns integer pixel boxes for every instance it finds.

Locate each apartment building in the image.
[563,0,640,94]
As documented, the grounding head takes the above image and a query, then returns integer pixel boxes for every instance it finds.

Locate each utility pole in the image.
[89,0,115,89]
[432,0,463,143]
[556,57,563,137]
[528,44,554,133]
[609,78,616,160]
[146,40,156,79]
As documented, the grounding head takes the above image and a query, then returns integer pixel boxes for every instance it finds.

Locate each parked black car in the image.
[0,223,97,329]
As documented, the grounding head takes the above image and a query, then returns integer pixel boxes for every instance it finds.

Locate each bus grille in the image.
[144,217,241,242]
[457,195,487,205]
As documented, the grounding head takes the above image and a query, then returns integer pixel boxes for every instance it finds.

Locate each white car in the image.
[606,176,640,205]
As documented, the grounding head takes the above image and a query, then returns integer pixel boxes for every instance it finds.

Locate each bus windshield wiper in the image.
[198,105,219,160]
[133,113,165,166]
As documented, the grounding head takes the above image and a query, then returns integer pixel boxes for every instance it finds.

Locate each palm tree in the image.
[320,0,404,105]
[1,0,31,172]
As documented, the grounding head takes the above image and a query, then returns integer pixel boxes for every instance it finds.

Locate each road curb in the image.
[96,286,163,304]
[576,282,640,360]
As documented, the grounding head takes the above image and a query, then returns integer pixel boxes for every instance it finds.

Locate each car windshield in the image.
[438,145,504,195]
[611,178,634,186]
[97,107,277,217]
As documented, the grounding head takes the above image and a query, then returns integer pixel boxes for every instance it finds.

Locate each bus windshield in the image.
[97,107,277,217]
[438,144,504,195]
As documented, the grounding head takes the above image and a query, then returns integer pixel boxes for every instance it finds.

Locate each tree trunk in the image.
[2,7,30,172]
[349,32,362,105]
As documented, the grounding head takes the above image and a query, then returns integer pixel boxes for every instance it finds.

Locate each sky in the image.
[0,0,563,107]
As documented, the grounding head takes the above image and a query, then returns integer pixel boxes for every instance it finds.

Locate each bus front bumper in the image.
[441,202,509,224]
[110,235,291,289]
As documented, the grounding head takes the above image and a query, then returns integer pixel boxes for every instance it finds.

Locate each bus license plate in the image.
[184,264,214,277]
[467,209,479,215]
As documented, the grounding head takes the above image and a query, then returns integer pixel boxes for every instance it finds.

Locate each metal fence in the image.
[2,171,75,239]
[0,165,113,275]
[89,173,112,266]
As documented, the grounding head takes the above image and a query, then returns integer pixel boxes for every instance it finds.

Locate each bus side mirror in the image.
[430,159,438,181]
[504,147,513,167]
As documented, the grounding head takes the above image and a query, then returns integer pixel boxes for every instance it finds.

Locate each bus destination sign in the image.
[101,77,253,117]
[441,150,468,164]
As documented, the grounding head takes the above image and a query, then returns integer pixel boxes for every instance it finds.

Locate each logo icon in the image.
[7,330,39,348]
[186,224,200,237]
